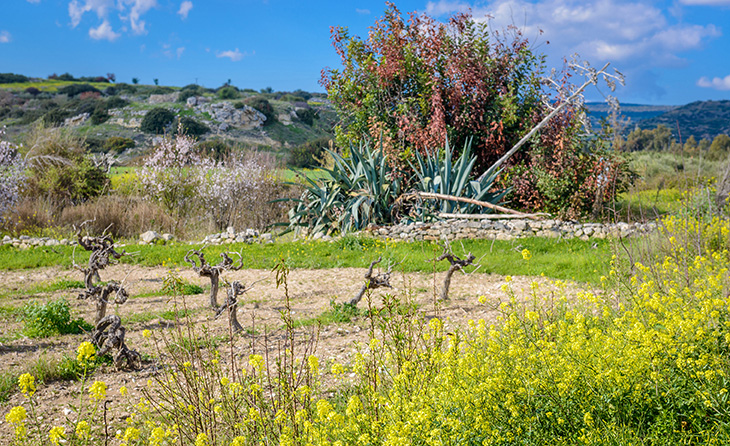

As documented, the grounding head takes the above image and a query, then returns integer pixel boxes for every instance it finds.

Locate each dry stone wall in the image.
[362,218,657,242]
[2,219,657,249]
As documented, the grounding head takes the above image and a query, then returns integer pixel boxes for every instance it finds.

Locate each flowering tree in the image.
[201,155,270,230]
[0,128,26,223]
[139,131,208,219]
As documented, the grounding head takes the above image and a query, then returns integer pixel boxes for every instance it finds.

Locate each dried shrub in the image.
[3,197,57,235]
[59,196,176,238]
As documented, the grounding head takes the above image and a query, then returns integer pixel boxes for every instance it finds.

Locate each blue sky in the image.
[1,0,729,105]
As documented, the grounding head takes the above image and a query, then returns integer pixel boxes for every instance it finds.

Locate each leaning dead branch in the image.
[400,192,540,219]
[349,256,394,306]
[433,243,476,301]
[215,280,253,334]
[477,62,621,182]
[91,314,141,370]
[185,249,243,309]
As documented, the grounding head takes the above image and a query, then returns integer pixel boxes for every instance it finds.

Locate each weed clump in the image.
[21,298,92,338]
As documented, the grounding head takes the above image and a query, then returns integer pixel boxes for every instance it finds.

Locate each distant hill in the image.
[585,102,677,128]
[635,100,730,142]
[585,100,730,141]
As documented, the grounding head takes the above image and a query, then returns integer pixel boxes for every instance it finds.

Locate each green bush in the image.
[218,86,240,100]
[58,84,100,97]
[22,299,93,338]
[90,106,109,125]
[175,116,209,137]
[42,109,71,126]
[140,107,176,134]
[103,136,135,153]
[288,137,330,168]
[22,125,110,205]
[244,97,275,125]
[104,96,129,110]
[196,139,232,161]
[149,86,174,95]
[295,108,318,126]
[0,73,29,83]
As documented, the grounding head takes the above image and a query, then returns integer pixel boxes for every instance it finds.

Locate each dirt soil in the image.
[0,264,585,444]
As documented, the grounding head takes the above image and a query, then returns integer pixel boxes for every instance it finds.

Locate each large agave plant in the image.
[283,140,401,235]
[411,138,508,215]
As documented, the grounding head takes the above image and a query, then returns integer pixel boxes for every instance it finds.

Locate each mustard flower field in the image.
[4,211,730,445]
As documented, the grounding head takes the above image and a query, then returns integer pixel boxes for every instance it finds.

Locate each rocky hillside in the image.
[0,75,337,165]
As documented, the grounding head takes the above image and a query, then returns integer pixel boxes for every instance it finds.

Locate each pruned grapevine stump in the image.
[185,249,242,309]
[349,256,393,306]
[91,315,141,370]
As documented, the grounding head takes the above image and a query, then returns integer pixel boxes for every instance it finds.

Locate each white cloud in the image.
[356,8,370,15]
[68,0,156,36]
[89,20,120,41]
[698,75,730,90]
[680,0,730,5]
[426,1,471,16]
[425,0,719,65]
[176,46,185,58]
[0,31,11,43]
[178,1,193,19]
[119,0,157,35]
[216,48,245,61]
[68,0,115,27]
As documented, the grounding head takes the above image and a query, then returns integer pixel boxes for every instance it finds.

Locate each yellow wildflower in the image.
[49,426,65,445]
[18,373,36,397]
[89,380,107,401]
[77,341,95,364]
[5,406,26,424]
[75,420,90,439]
[521,248,532,261]
[195,432,209,446]
[120,386,128,396]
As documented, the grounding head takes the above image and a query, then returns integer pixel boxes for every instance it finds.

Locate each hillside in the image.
[635,100,730,141]
[586,100,730,141]
[585,102,677,128]
[0,75,337,165]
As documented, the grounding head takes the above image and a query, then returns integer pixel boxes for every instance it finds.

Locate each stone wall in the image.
[363,218,657,242]
[2,219,657,250]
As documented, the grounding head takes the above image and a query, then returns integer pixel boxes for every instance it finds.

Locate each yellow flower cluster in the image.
[77,341,95,364]
[18,373,35,397]
[89,380,107,401]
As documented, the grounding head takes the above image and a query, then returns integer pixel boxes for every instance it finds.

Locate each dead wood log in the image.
[185,249,243,309]
[433,243,476,301]
[349,256,393,306]
[215,281,251,334]
[91,315,141,370]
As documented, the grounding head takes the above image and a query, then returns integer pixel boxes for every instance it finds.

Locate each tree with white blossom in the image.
[0,128,26,223]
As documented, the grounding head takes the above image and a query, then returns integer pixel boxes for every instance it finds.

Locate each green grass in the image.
[0,278,85,300]
[0,355,89,403]
[135,282,204,299]
[126,307,203,324]
[293,301,363,328]
[0,236,612,284]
